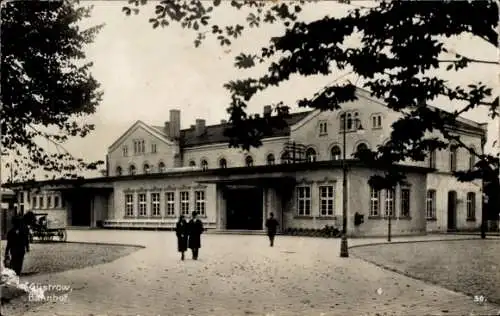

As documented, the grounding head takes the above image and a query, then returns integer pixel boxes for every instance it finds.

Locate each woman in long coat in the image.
[175,215,188,260]
[188,211,204,260]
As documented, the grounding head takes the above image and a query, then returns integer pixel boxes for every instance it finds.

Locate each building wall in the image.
[108,124,180,176]
[182,137,289,168]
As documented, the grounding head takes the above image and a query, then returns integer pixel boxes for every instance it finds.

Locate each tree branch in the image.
[439,59,499,65]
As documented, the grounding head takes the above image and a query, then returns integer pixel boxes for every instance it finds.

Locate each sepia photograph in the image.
[1,0,499,315]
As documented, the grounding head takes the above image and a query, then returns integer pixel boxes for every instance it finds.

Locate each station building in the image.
[5,88,487,236]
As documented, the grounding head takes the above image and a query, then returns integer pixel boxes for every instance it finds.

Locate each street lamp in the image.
[340,114,364,258]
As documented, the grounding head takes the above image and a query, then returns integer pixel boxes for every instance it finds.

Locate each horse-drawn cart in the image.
[24,212,67,242]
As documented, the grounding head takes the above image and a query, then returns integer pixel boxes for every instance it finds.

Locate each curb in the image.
[348,237,489,250]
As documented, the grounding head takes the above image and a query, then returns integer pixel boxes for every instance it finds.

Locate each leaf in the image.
[122,7,131,16]
[214,0,221,6]
[446,64,453,71]
[193,21,199,30]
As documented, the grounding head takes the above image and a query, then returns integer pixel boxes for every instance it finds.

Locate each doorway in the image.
[447,191,457,231]
[225,187,263,230]
[70,192,91,226]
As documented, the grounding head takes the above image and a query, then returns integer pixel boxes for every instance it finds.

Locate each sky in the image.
[1,0,499,181]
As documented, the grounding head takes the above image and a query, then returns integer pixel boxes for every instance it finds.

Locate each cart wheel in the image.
[58,229,67,242]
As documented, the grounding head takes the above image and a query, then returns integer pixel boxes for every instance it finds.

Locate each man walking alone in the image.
[265,212,279,247]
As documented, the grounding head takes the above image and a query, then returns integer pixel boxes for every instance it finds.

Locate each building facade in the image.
[5,88,487,236]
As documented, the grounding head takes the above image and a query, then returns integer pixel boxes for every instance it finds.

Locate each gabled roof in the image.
[108,120,174,152]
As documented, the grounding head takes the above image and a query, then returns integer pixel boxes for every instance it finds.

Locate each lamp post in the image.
[340,114,364,258]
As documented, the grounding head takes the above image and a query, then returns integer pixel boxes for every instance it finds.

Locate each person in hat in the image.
[175,215,189,261]
[265,212,279,247]
[4,216,30,275]
[187,211,204,260]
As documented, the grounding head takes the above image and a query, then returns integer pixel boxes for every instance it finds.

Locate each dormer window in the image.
[319,121,328,136]
[371,114,382,129]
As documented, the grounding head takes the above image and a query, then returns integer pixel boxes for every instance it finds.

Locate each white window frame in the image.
[384,188,395,217]
[466,192,476,219]
[125,194,134,217]
[180,191,190,216]
[400,188,410,218]
[369,187,380,217]
[319,185,335,217]
[296,186,311,216]
[426,190,436,219]
[151,192,161,217]
[138,193,147,217]
[195,190,206,216]
[165,191,175,216]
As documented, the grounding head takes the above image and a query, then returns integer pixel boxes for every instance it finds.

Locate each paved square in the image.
[4,231,500,316]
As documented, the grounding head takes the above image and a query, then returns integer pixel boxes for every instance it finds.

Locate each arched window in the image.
[116,166,122,176]
[143,163,151,174]
[245,155,254,167]
[266,154,275,165]
[305,148,317,162]
[346,113,353,130]
[469,147,475,170]
[129,164,136,175]
[219,158,227,168]
[201,159,208,171]
[189,160,196,167]
[280,151,290,164]
[449,145,457,172]
[158,162,166,173]
[330,146,341,160]
[356,143,368,153]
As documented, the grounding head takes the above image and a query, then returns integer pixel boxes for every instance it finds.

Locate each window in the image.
[138,193,147,216]
[32,196,37,209]
[384,188,395,217]
[296,186,311,216]
[39,196,44,209]
[158,162,166,173]
[195,190,206,216]
[319,185,335,216]
[151,193,160,216]
[426,190,436,219]
[341,111,360,132]
[280,151,290,164]
[116,166,122,176]
[400,188,410,217]
[469,150,475,170]
[372,114,382,129]
[122,146,128,157]
[245,155,254,167]
[266,154,275,165]
[18,192,25,214]
[151,143,157,153]
[143,163,151,174]
[346,113,353,130]
[201,159,208,171]
[331,146,341,160]
[305,148,317,162]
[467,192,476,219]
[369,187,380,217]
[449,145,457,172]
[125,194,134,217]
[319,121,328,135]
[356,143,368,154]
[129,165,136,175]
[219,158,227,168]
[54,196,60,208]
[47,195,52,209]
[133,140,145,155]
[180,191,190,215]
[165,192,175,216]
[429,149,436,169]
[189,160,196,167]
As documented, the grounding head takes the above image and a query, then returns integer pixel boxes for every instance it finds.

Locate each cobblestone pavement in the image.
[4,231,500,316]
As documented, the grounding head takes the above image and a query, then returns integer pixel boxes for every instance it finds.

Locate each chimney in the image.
[220,119,227,124]
[163,121,170,137]
[195,119,206,137]
[169,110,180,139]
[263,105,272,116]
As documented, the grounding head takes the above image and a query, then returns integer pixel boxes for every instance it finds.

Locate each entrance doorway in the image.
[225,187,263,230]
[447,191,457,231]
[70,193,91,226]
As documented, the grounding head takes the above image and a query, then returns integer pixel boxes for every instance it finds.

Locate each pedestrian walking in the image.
[188,211,204,260]
[175,215,189,260]
[265,212,279,247]
[4,216,30,276]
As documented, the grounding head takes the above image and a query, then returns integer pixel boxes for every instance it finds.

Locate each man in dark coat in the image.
[188,211,204,260]
[175,215,189,260]
[4,216,30,275]
[265,212,279,247]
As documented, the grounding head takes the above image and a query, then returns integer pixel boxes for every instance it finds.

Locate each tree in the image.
[123,0,499,190]
[1,0,104,182]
